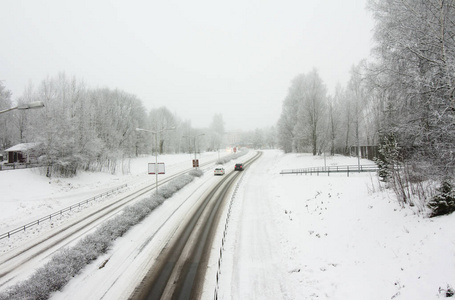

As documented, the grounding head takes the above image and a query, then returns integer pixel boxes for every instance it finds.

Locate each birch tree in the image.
[301,69,327,155]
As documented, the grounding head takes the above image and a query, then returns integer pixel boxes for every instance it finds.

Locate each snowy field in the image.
[213,150,455,300]
[0,150,454,299]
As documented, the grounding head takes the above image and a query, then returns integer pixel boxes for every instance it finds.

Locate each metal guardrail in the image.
[0,183,128,240]
[280,164,379,176]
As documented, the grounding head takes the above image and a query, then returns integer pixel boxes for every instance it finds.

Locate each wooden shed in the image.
[4,143,40,164]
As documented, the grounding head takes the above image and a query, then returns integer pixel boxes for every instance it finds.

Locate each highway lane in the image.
[130,151,262,300]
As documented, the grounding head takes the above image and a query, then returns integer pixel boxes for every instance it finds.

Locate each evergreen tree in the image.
[428,179,455,217]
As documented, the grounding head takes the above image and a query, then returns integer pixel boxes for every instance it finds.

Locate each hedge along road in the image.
[130,151,262,300]
[0,154,231,290]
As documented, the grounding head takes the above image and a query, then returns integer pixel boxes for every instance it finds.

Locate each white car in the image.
[214,166,225,176]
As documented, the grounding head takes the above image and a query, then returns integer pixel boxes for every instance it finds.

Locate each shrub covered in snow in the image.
[216,149,248,165]
[189,168,204,177]
[159,174,194,198]
[0,170,203,300]
[428,179,455,218]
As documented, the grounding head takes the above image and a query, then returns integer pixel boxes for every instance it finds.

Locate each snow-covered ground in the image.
[1,150,454,299]
[213,150,455,300]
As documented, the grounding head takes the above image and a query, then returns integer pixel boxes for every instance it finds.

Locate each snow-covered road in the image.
[1,150,454,300]
[49,152,257,299]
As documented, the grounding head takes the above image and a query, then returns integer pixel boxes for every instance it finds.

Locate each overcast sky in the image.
[0,0,374,131]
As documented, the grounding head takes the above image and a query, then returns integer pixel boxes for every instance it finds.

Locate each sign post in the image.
[183,133,204,169]
[149,162,165,196]
[148,163,165,175]
[136,126,175,196]
[192,159,199,168]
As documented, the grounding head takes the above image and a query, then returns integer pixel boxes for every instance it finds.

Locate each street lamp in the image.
[183,133,205,168]
[0,101,45,115]
[136,126,176,195]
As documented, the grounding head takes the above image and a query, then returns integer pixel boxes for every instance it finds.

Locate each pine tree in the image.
[428,179,455,217]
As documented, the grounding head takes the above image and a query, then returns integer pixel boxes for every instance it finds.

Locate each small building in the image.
[4,143,40,164]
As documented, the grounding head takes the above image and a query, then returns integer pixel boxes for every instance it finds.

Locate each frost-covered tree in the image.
[277,70,327,154]
[4,72,213,177]
[428,179,455,217]
[25,74,89,176]
[264,126,277,149]
[278,74,306,153]
[366,0,455,213]
[148,107,177,154]
[302,69,327,155]
[252,128,264,149]
[327,85,347,155]
[91,88,145,157]
[208,113,225,151]
[14,83,37,144]
[176,119,194,153]
[20,73,149,176]
[0,82,14,150]
[347,63,370,160]
[368,0,455,178]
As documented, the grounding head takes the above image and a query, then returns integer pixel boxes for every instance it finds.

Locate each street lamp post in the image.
[136,126,175,196]
[0,101,45,115]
